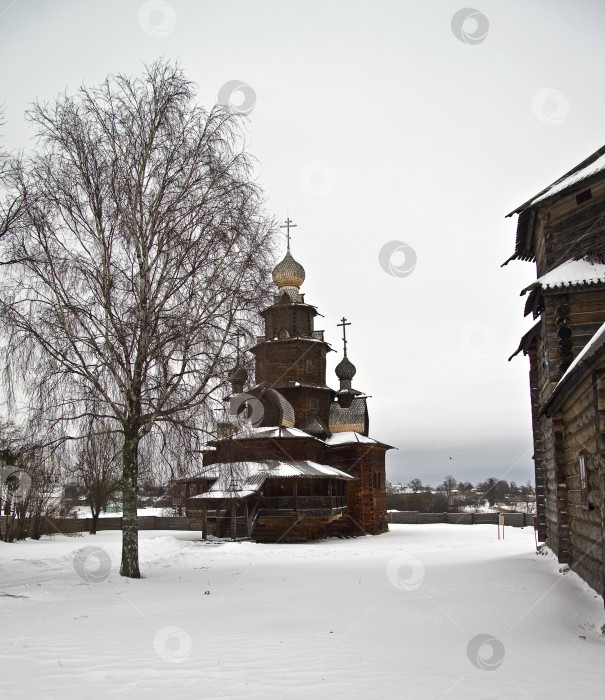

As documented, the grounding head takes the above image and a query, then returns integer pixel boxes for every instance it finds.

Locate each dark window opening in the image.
[305,359,313,374]
[309,399,318,414]
[576,189,592,205]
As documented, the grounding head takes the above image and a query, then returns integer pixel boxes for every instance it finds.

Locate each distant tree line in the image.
[387,474,536,514]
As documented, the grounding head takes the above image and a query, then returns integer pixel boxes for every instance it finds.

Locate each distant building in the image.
[506,145,605,596]
[181,225,393,542]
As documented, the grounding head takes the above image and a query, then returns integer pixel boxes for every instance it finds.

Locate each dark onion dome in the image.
[272,251,305,290]
[227,363,248,385]
[335,355,356,381]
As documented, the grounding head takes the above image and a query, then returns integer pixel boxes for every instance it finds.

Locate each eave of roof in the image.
[522,257,605,293]
[186,459,355,498]
[207,425,324,447]
[508,320,541,361]
[261,300,319,315]
[503,144,605,265]
[325,430,394,450]
[507,144,605,217]
[248,336,334,353]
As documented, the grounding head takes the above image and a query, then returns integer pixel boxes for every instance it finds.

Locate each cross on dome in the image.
[337,317,351,357]
[279,217,297,252]
[273,217,305,298]
[335,316,356,384]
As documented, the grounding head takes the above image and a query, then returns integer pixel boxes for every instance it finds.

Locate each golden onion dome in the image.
[272,251,305,290]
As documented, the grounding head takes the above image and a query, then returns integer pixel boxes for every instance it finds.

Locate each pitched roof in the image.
[559,320,605,383]
[329,396,368,435]
[188,459,355,499]
[543,320,605,416]
[208,425,323,447]
[503,144,605,265]
[325,431,394,449]
[508,144,605,217]
[522,257,605,293]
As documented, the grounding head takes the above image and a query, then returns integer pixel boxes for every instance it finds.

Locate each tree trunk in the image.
[120,432,141,578]
[90,508,99,535]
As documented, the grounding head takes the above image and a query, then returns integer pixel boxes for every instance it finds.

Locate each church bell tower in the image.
[249,219,335,438]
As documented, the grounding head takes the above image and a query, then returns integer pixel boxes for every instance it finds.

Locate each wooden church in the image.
[181,222,392,542]
[506,145,605,597]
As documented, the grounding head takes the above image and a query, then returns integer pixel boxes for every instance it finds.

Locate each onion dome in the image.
[272,251,305,299]
[335,355,356,381]
[227,363,248,393]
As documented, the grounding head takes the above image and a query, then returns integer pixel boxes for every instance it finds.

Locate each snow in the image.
[230,426,320,441]
[72,506,174,518]
[558,319,605,384]
[325,431,378,446]
[189,460,354,500]
[266,460,354,479]
[526,257,605,291]
[530,151,605,207]
[0,525,603,698]
[191,489,259,500]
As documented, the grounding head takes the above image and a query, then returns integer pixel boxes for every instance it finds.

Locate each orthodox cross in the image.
[337,317,351,357]
[279,217,297,251]
[234,329,244,363]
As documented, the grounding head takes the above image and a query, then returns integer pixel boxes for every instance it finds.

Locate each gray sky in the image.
[2,0,605,486]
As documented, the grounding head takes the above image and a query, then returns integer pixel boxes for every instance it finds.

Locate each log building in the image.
[506,145,605,596]
[181,225,392,542]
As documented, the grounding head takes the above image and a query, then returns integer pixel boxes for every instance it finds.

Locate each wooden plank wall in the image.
[559,373,605,593]
[537,178,605,275]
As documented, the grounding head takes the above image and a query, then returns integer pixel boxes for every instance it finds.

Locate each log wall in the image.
[327,443,388,535]
[535,178,605,276]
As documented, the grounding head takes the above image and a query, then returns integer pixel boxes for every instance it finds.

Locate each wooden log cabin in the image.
[506,145,605,597]
[180,226,393,542]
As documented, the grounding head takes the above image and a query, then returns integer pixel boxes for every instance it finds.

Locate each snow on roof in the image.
[325,431,377,446]
[265,460,354,479]
[523,257,605,293]
[189,461,267,499]
[188,459,354,499]
[530,151,605,207]
[192,489,259,500]
[509,145,605,215]
[558,320,605,385]
[230,426,320,440]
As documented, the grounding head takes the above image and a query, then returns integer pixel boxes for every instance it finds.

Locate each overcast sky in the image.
[2,0,605,486]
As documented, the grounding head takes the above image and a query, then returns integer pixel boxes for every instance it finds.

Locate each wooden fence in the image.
[2,516,195,537]
[387,512,534,527]
[2,512,534,537]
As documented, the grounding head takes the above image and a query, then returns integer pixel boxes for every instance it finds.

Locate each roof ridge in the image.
[507,143,605,217]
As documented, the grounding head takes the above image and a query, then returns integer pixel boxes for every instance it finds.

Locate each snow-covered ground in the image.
[71,506,172,518]
[0,524,603,699]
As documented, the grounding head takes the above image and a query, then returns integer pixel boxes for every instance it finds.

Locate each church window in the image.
[309,399,318,414]
[305,359,313,374]
[373,472,381,489]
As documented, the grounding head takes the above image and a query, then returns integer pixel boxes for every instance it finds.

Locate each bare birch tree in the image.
[71,424,122,534]
[0,61,274,577]
[0,112,24,245]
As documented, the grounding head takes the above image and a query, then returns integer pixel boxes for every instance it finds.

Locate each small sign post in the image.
[498,513,505,540]
[173,497,182,516]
